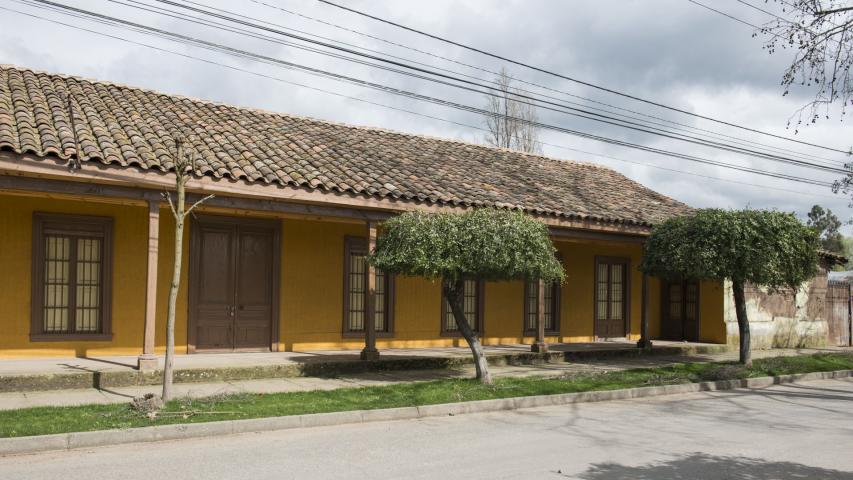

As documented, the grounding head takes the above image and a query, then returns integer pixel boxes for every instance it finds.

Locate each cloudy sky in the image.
[2,0,851,230]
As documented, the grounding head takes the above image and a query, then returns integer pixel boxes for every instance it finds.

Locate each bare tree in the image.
[757,1,853,128]
[483,68,543,153]
[161,138,212,401]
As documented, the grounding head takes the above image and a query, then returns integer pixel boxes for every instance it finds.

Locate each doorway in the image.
[188,215,279,352]
[661,281,700,342]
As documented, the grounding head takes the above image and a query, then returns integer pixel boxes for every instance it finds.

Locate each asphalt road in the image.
[2,378,853,479]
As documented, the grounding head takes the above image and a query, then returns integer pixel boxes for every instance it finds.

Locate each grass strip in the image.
[2,352,852,438]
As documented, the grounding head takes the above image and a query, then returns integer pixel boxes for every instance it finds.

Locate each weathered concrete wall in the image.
[724,267,829,349]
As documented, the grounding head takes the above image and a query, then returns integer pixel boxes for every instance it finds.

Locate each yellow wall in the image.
[699,280,726,343]
[0,194,149,356]
[0,192,727,358]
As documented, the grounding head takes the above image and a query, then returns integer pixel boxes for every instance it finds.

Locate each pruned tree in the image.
[758,1,853,128]
[641,209,819,366]
[806,204,845,254]
[369,209,564,384]
[160,138,212,401]
[483,67,543,153]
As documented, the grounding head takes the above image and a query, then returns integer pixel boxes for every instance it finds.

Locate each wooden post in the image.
[637,272,653,350]
[531,278,548,353]
[360,221,380,360]
[137,200,159,371]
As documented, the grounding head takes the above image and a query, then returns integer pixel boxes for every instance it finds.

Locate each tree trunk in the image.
[444,279,492,384]
[732,279,752,367]
[162,183,185,401]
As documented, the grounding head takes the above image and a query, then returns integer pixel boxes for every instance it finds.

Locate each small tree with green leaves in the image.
[370,209,565,384]
[641,209,819,366]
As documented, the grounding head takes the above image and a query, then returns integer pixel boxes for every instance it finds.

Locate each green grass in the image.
[2,352,852,438]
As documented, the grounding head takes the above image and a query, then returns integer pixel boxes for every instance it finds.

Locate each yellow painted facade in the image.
[0,192,726,358]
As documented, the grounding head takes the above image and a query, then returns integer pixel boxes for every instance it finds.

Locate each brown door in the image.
[826,280,852,347]
[190,216,278,352]
[595,259,628,339]
[662,281,700,342]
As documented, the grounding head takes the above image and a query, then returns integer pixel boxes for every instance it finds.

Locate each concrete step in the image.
[0,343,732,393]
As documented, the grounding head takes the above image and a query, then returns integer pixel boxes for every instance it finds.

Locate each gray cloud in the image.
[1,0,850,230]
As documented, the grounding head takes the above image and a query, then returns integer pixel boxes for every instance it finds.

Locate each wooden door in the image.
[233,227,274,350]
[595,259,628,339]
[190,216,278,352]
[662,281,700,342]
[826,281,851,347]
[193,222,236,351]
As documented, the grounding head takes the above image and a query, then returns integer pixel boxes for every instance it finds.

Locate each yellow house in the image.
[0,65,726,367]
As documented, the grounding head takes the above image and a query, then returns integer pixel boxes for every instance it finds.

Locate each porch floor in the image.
[1,341,720,376]
[0,344,851,411]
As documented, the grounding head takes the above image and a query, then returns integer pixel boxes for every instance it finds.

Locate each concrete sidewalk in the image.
[0,341,733,393]
[1,345,849,411]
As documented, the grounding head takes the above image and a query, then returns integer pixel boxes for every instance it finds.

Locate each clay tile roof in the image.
[0,64,691,226]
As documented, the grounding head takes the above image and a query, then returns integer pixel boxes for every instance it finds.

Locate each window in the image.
[594,257,629,338]
[31,213,113,340]
[343,237,394,335]
[442,279,484,334]
[524,279,560,334]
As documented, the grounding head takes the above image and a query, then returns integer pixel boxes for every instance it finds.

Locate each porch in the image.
[2,340,729,393]
[4,342,852,412]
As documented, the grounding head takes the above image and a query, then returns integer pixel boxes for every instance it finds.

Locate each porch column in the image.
[637,272,653,350]
[531,278,548,353]
[138,200,160,371]
[360,221,380,360]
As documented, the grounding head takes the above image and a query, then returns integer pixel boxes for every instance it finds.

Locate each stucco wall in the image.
[0,192,727,357]
[723,267,830,349]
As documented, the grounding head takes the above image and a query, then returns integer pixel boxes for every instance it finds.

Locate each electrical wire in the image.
[317,0,852,154]
[1,1,839,190]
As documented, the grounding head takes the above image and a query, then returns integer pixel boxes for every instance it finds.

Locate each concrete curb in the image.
[2,368,849,457]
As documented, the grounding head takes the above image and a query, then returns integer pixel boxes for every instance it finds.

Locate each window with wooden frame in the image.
[594,256,630,338]
[343,237,394,336]
[441,279,484,335]
[31,213,113,341]
[523,280,561,334]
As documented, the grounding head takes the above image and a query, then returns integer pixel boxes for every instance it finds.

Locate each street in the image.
[2,378,853,479]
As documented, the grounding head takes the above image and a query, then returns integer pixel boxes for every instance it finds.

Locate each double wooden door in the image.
[189,216,278,352]
[661,281,700,342]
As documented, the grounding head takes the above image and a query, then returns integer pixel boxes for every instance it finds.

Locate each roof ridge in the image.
[0,63,611,172]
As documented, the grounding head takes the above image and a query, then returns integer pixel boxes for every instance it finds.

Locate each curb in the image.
[4,367,847,457]
[0,343,732,393]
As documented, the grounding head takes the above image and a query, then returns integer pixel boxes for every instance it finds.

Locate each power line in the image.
[246,0,847,165]
[317,0,851,155]
[83,0,849,173]
[687,0,763,29]
[6,0,837,188]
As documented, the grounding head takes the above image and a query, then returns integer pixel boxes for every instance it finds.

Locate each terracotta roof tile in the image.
[0,65,691,226]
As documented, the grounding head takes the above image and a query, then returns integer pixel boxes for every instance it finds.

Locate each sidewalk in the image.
[0,341,730,394]
[1,345,848,411]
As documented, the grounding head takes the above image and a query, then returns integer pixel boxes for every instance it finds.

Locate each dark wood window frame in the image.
[523,252,563,335]
[30,212,113,342]
[523,279,562,335]
[342,236,395,337]
[440,279,485,336]
[593,256,631,339]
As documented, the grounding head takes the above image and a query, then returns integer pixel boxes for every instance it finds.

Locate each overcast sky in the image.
[2,0,851,231]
